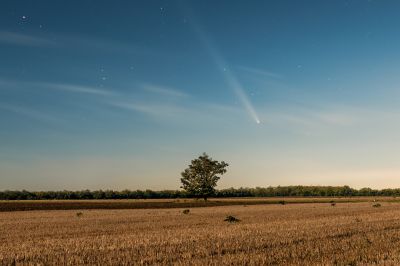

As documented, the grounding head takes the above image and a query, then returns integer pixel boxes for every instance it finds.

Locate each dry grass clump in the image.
[2,202,400,265]
[224,215,240,223]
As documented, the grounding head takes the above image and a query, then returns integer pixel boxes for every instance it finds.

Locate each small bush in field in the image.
[76,212,83,217]
[278,200,286,205]
[372,203,381,208]
[331,202,336,206]
[182,209,190,214]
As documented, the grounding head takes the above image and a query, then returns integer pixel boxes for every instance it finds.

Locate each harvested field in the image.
[0,197,398,212]
[2,202,400,265]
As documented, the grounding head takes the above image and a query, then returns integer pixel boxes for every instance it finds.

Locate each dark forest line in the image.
[1,186,400,200]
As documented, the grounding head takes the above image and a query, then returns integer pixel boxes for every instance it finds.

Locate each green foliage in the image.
[180,153,228,200]
[2,185,400,200]
[224,215,240,223]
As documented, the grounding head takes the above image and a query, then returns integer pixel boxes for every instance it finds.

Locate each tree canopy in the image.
[180,153,229,200]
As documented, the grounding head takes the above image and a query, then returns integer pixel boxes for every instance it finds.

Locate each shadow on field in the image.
[0,197,396,212]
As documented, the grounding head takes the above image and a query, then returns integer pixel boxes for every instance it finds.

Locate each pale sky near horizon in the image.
[2,0,400,190]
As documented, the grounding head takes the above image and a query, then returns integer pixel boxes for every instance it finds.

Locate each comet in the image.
[190,20,261,125]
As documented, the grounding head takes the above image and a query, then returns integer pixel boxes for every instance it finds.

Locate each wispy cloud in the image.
[313,112,356,126]
[0,78,20,88]
[249,105,362,137]
[1,77,239,124]
[0,30,164,58]
[256,104,400,137]
[107,101,185,117]
[141,83,188,98]
[40,83,116,96]
[0,31,55,47]
[236,65,283,79]
[0,103,60,123]
[0,78,116,96]
[261,106,359,128]
[50,33,156,57]
[106,98,243,124]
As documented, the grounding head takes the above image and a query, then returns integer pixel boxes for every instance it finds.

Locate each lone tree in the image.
[180,153,228,201]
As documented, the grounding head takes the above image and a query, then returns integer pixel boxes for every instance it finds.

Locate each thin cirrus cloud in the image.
[60,34,160,57]
[236,65,283,79]
[40,82,117,96]
[1,78,189,108]
[140,83,188,98]
[0,78,116,96]
[108,101,186,118]
[255,104,400,136]
[1,77,238,123]
[0,31,55,47]
[46,82,188,101]
[105,83,191,118]
[0,30,165,58]
[0,103,61,123]
[260,106,358,128]
[107,100,243,124]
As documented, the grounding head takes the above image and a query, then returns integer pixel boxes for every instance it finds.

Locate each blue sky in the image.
[1,0,400,190]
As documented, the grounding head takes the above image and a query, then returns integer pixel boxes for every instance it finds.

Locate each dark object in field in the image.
[76,212,83,217]
[372,203,381,208]
[224,215,240,223]
[331,202,336,206]
[182,209,190,214]
[278,200,286,205]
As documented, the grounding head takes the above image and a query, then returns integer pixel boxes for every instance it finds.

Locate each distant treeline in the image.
[1,186,400,200]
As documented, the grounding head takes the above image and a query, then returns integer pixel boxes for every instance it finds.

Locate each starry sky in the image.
[2,0,400,190]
